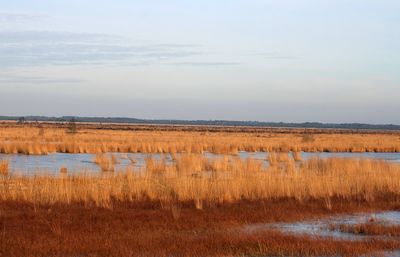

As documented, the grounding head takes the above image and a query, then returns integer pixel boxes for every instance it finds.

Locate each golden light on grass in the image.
[94,154,116,172]
[1,156,399,208]
[0,159,9,175]
[0,125,399,155]
[292,151,302,161]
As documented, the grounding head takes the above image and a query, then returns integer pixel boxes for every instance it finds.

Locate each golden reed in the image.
[0,126,399,155]
[1,156,399,208]
[0,159,8,175]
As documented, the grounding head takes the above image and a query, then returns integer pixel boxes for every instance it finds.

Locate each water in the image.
[244,211,400,241]
[0,151,271,175]
[302,152,400,163]
[0,151,399,175]
[0,152,173,175]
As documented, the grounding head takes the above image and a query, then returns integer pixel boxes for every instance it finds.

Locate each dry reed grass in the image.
[0,125,398,155]
[0,159,9,175]
[59,167,68,174]
[1,156,399,208]
[94,154,118,172]
[292,151,302,161]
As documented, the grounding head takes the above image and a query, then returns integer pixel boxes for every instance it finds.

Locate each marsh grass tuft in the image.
[94,154,116,172]
[292,151,302,161]
[0,160,9,175]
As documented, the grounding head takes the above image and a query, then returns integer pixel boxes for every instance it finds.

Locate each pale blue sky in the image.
[1,0,399,123]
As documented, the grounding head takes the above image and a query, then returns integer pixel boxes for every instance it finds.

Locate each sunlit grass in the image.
[1,156,399,208]
[0,125,399,155]
[0,159,9,175]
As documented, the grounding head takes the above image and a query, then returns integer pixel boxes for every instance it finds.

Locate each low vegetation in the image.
[330,223,400,237]
[0,123,399,155]
[1,200,400,257]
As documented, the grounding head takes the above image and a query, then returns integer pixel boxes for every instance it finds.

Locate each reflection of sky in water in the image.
[244,211,400,241]
[0,153,172,175]
[0,151,399,175]
[301,152,400,163]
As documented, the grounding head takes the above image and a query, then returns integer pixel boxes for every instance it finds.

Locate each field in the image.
[1,122,400,256]
[0,122,399,155]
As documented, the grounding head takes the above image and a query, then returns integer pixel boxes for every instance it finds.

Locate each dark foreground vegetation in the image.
[1,199,400,257]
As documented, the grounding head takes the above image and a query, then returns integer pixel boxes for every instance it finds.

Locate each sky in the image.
[0,0,399,124]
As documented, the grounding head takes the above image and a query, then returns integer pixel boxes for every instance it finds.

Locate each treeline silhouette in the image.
[1,116,399,130]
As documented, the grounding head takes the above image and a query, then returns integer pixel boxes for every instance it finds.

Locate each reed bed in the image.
[0,126,399,155]
[0,159,9,175]
[1,156,399,208]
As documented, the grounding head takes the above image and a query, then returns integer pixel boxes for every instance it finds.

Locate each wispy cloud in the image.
[0,12,47,23]
[0,75,84,84]
[0,31,200,67]
[168,61,241,67]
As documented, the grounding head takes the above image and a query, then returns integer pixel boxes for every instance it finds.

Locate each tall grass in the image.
[94,154,118,172]
[0,159,8,175]
[1,156,399,208]
[0,126,399,155]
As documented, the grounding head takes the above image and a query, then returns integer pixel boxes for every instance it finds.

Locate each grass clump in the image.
[0,159,9,175]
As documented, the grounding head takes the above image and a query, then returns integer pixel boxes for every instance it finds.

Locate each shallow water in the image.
[0,151,271,175]
[302,152,400,163]
[244,211,400,241]
[0,152,173,175]
[0,151,399,175]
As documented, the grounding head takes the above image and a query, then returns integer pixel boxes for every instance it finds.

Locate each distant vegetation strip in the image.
[1,115,400,130]
[0,126,399,154]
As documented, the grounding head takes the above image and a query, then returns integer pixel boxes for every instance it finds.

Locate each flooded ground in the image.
[0,151,400,175]
[244,211,400,241]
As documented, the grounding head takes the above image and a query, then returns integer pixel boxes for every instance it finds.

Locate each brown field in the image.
[1,123,400,256]
[1,200,400,257]
[0,122,399,155]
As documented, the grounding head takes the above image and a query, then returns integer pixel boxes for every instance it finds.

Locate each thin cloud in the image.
[0,75,85,84]
[169,62,241,67]
[0,12,47,23]
[0,31,200,67]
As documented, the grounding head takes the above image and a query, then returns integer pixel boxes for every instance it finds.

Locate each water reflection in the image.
[244,211,400,241]
[0,151,399,175]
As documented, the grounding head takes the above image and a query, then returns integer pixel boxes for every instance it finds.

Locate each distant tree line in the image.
[1,116,400,131]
